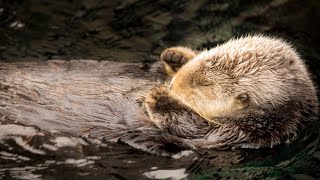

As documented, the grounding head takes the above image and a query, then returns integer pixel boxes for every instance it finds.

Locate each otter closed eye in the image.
[236,93,249,103]
[145,35,318,150]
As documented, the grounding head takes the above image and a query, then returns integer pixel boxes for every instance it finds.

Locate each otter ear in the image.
[235,93,249,104]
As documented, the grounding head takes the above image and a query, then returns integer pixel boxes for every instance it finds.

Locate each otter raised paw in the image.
[160,47,197,76]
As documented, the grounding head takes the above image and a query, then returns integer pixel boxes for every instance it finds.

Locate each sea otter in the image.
[0,36,318,156]
[144,35,318,149]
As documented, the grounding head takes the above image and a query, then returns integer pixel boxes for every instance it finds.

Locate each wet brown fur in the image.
[1,36,317,156]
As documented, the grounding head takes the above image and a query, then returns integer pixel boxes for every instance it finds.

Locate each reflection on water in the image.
[1,131,319,179]
[1,0,320,179]
[143,168,188,179]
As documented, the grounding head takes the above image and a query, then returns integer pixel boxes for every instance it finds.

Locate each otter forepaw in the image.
[161,49,188,67]
[160,47,196,76]
[144,86,172,108]
[144,86,174,128]
[144,86,211,138]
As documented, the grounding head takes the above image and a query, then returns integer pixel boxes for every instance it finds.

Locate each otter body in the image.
[0,36,318,156]
[145,35,318,149]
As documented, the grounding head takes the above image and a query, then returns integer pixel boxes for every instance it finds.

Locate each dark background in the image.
[1,0,320,71]
[1,0,320,179]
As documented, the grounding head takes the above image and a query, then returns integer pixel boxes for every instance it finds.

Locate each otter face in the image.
[169,59,249,122]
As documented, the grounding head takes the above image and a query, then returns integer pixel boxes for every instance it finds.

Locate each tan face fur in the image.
[168,36,316,123]
[170,58,248,122]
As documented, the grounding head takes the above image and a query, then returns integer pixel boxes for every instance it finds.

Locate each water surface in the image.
[1,0,320,179]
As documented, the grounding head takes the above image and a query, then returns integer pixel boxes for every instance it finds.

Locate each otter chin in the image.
[145,35,319,149]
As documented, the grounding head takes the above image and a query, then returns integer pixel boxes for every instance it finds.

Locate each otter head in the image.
[169,58,249,123]
[169,45,317,132]
[159,36,318,148]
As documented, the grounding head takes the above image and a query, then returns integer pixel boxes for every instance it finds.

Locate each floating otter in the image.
[145,35,318,150]
[0,36,318,156]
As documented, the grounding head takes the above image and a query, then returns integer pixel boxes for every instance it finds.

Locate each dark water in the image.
[1,0,320,179]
